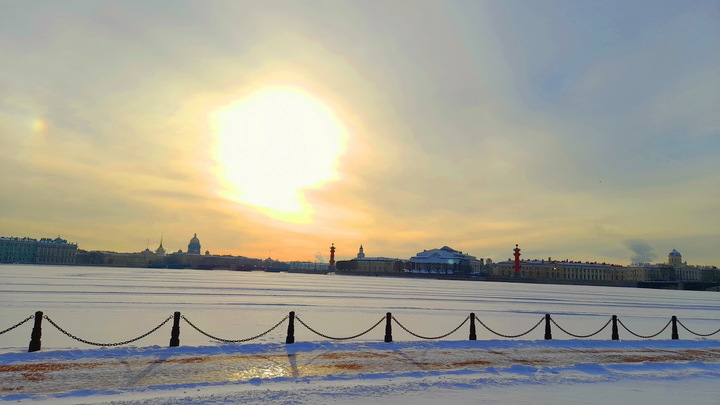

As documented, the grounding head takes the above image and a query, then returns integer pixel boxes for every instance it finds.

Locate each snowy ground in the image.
[2,340,720,404]
[1,265,720,404]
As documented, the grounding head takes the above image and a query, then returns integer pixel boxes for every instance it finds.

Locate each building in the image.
[668,249,682,266]
[0,236,77,264]
[36,237,79,264]
[335,245,405,274]
[155,236,166,256]
[187,233,201,254]
[493,247,719,285]
[627,249,718,282]
[0,237,37,263]
[493,257,628,283]
[336,245,486,276]
[287,261,328,273]
[407,246,485,275]
[356,244,365,259]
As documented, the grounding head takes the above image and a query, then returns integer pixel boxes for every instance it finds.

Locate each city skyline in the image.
[1,1,718,265]
[2,232,713,268]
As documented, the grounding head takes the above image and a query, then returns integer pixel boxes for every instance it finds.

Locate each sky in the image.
[0,0,718,265]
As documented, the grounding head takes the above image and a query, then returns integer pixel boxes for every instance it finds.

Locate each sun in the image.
[213,87,348,222]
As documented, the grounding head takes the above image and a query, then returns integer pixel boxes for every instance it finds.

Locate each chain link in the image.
[181,315,288,343]
[0,315,34,335]
[43,315,173,347]
[676,319,720,337]
[295,315,385,340]
[476,316,545,338]
[617,318,672,339]
[391,315,470,340]
[550,316,612,338]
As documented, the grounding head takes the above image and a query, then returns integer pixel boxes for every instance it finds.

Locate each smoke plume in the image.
[625,240,656,264]
[314,252,325,263]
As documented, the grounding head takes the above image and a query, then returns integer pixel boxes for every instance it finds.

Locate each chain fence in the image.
[5,311,720,352]
[676,319,720,337]
[296,315,385,340]
[474,316,546,338]
[43,315,173,347]
[550,316,613,338]
[0,315,34,335]
[617,318,672,339]
[392,315,470,340]
[181,314,288,343]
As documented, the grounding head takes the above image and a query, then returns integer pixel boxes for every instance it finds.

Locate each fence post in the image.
[671,316,679,340]
[286,311,295,344]
[169,311,181,347]
[544,314,552,340]
[28,311,43,352]
[469,313,477,340]
[611,315,619,340]
[384,312,393,342]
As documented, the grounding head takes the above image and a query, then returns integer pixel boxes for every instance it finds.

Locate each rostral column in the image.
[513,244,521,275]
[329,243,336,269]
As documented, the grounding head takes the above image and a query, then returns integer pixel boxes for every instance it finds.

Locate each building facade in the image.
[335,245,406,274]
[626,249,718,282]
[0,236,77,264]
[407,246,485,275]
[493,258,628,282]
[493,248,719,284]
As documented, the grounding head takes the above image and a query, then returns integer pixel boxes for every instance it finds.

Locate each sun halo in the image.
[213,88,348,223]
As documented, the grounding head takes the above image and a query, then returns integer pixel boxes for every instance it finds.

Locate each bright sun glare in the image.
[214,88,348,222]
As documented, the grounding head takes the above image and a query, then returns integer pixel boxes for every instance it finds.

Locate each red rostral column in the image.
[329,243,336,268]
[513,244,521,273]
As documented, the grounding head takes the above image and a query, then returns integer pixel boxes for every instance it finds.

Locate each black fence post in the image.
[671,316,679,340]
[384,312,393,342]
[28,311,43,352]
[611,315,619,340]
[169,311,181,347]
[286,311,295,344]
[544,314,552,340]
[469,312,477,340]
[469,313,477,340]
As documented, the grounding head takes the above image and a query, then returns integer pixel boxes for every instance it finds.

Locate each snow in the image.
[4,340,720,404]
[1,265,720,404]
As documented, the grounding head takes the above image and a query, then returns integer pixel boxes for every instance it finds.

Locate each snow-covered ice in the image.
[1,265,719,404]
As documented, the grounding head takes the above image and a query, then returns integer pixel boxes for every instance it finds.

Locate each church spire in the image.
[156,234,166,256]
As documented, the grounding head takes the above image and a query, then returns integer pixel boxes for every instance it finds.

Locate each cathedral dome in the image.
[188,233,201,254]
[669,249,681,256]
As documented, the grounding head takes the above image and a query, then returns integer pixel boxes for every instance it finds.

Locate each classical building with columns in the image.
[0,236,77,264]
[493,257,628,283]
[406,246,485,275]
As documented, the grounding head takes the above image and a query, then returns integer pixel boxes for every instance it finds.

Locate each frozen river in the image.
[2,265,719,351]
[2,265,720,404]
